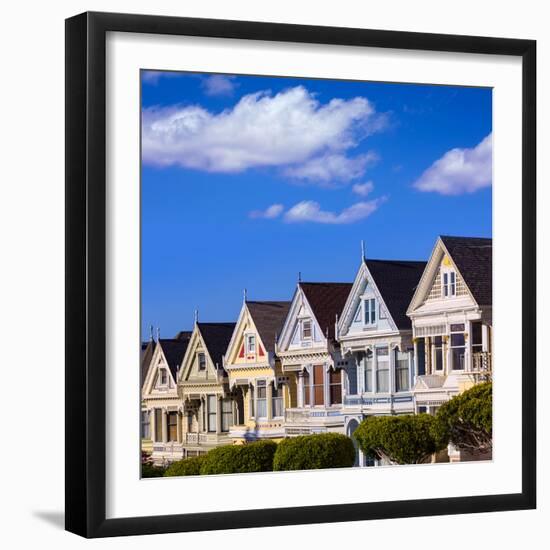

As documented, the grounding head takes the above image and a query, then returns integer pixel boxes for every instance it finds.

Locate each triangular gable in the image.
[337,261,398,338]
[178,325,218,383]
[277,285,326,351]
[407,238,477,314]
[225,302,269,367]
[142,343,178,397]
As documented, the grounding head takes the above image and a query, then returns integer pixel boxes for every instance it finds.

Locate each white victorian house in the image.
[141,333,192,465]
[407,236,492,416]
[276,282,352,436]
[337,255,426,465]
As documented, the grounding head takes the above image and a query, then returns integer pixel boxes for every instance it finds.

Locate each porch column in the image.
[267,381,273,420]
[216,395,222,435]
[297,372,304,408]
[177,410,183,443]
[150,409,156,442]
[198,397,204,432]
[465,321,472,372]
[373,347,378,393]
[425,337,432,375]
[408,350,414,389]
[357,353,365,394]
[161,409,168,443]
[389,346,396,394]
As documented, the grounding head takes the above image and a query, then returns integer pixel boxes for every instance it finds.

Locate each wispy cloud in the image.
[142,86,383,180]
[284,152,378,185]
[413,133,492,195]
[283,197,386,225]
[352,181,375,197]
[202,75,237,96]
[249,204,285,219]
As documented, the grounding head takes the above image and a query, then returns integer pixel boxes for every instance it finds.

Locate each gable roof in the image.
[196,322,236,368]
[246,301,291,353]
[299,282,352,340]
[158,336,192,381]
[365,259,427,329]
[440,236,492,306]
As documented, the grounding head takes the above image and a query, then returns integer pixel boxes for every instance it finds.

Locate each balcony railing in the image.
[471,351,492,382]
[184,432,230,445]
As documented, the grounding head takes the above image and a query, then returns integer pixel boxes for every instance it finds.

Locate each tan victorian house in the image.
[224,299,293,442]
[177,321,236,458]
[141,333,192,465]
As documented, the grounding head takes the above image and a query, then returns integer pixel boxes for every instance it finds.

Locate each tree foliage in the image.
[273,433,355,471]
[199,440,277,475]
[354,414,447,465]
[433,382,492,453]
[164,455,207,477]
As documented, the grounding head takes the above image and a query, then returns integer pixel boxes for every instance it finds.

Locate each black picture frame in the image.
[65,11,536,538]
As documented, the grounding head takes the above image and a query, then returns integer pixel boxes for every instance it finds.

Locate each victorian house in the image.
[177,321,236,458]
[141,333,192,465]
[406,236,492,428]
[276,282,352,436]
[337,253,426,465]
[224,298,292,442]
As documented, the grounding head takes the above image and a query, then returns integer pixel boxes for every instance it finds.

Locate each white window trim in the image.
[301,318,312,340]
[245,333,256,355]
[362,297,377,327]
[441,268,457,298]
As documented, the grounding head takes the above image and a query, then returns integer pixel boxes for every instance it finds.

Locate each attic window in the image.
[442,270,456,297]
[246,334,256,354]
[159,368,168,385]
[302,319,312,340]
[363,298,377,325]
[198,353,206,370]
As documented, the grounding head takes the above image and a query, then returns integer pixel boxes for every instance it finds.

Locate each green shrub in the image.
[141,462,166,478]
[199,440,278,475]
[273,433,355,471]
[164,455,207,477]
[354,414,447,465]
[432,382,492,453]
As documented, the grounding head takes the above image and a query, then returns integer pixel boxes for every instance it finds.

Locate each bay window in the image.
[141,410,150,439]
[167,411,178,441]
[256,380,267,418]
[207,395,217,432]
[450,324,465,370]
[313,365,324,405]
[221,398,232,432]
[433,336,443,372]
[376,347,389,392]
[395,349,410,391]
[272,385,284,417]
[329,369,342,405]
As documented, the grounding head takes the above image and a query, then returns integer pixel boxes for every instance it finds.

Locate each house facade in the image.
[276,282,352,436]
[141,334,192,465]
[407,236,493,458]
[337,257,426,465]
[176,321,237,458]
[224,299,293,442]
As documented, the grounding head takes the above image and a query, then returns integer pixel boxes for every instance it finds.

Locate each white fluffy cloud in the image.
[413,133,492,195]
[142,86,379,177]
[283,197,386,225]
[284,152,378,185]
[202,75,236,96]
[352,181,375,197]
[249,204,285,219]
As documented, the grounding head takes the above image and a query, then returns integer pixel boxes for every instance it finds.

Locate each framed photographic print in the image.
[65,11,536,538]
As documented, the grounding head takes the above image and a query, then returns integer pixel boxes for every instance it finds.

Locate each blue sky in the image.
[141,71,492,340]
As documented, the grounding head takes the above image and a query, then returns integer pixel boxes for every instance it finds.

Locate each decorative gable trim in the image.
[337,260,398,339]
[142,344,178,397]
[407,238,478,315]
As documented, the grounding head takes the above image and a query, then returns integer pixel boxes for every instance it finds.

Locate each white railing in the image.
[471,352,492,382]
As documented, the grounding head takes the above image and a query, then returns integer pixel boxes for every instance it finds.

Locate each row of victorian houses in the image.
[141,235,493,467]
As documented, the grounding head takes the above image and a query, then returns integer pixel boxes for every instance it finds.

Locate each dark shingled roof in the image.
[158,336,192,381]
[441,236,492,306]
[246,301,291,353]
[366,259,427,330]
[140,340,156,389]
[299,282,352,340]
[197,322,236,368]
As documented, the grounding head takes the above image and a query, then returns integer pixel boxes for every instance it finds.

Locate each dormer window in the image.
[198,353,206,370]
[246,334,256,354]
[363,298,376,325]
[302,319,312,340]
[442,270,456,297]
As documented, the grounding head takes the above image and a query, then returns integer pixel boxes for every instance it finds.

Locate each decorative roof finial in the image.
[361,240,366,261]
[298,271,302,283]
[149,324,154,342]
[194,308,199,325]
[243,288,247,303]
[156,327,160,342]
